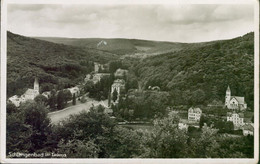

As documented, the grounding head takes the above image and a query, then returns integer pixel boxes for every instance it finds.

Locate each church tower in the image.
[225,85,231,108]
[34,77,39,93]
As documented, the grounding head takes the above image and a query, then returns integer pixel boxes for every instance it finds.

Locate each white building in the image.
[225,86,247,110]
[8,95,21,107]
[84,74,92,82]
[68,86,80,97]
[188,107,202,122]
[242,124,254,136]
[227,112,244,128]
[42,91,51,98]
[111,79,125,103]
[8,78,40,107]
[178,122,188,131]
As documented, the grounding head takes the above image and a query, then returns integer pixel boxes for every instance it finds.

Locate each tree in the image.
[97,105,105,113]
[48,89,57,110]
[72,93,76,105]
[108,90,111,107]
[34,94,48,106]
[142,113,188,158]
[191,89,206,105]
[80,95,87,103]
[84,80,95,93]
[189,125,220,158]
[63,89,72,103]
[57,90,66,110]
[53,107,116,157]
[6,112,33,154]
[224,121,234,133]
[7,102,18,114]
[112,89,118,102]
[57,90,68,109]
[57,139,100,158]
[199,115,206,128]
[20,101,51,152]
[108,126,144,158]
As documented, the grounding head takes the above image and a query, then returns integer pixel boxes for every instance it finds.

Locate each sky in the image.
[7,4,254,43]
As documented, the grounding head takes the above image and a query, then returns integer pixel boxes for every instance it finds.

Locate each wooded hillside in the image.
[7,32,118,96]
[131,32,254,108]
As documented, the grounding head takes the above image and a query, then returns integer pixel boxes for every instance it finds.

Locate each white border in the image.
[1,0,259,163]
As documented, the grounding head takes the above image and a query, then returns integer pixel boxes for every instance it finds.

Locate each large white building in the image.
[225,86,247,110]
[227,112,245,129]
[8,78,40,107]
[111,79,125,103]
[188,107,202,122]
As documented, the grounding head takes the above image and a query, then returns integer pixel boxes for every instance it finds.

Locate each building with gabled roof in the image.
[67,86,80,97]
[111,79,125,103]
[227,112,245,129]
[8,78,40,107]
[242,124,254,136]
[225,86,247,110]
[188,107,202,122]
[8,95,21,107]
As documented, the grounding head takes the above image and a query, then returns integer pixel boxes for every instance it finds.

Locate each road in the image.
[48,98,108,124]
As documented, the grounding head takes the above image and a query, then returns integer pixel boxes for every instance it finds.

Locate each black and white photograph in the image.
[0,0,259,163]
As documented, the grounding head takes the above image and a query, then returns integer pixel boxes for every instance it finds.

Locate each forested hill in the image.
[7,31,254,109]
[7,31,118,97]
[131,32,254,109]
[35,37,210,56]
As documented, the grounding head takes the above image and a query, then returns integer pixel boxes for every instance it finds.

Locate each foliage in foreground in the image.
[7,102,254,158]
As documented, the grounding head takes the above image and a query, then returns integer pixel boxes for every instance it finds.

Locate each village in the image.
[8,62,254,137]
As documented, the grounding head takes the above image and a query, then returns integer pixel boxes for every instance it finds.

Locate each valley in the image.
[6,31,255,158]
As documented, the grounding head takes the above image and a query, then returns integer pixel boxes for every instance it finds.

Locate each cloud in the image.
[7,4,254,42]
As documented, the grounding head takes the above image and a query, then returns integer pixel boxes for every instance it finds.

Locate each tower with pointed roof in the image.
[225,85,247,110]
[34,77,39,93]
[225,86,231,108]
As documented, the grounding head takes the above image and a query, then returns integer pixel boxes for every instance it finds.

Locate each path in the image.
[48,98,107,124]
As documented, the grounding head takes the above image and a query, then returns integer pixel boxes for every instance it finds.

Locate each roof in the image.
[34,77,39,84]
[179,119,189,124]
[242,124,254,131]
[231,96,246,105]
[227,112,244,118]
[42,91,51,96]
[95,73,110,76]
[42,91,51,94]
[112,79,125,85]
[238,113,244,118]
[244,118,252,123]
[104,108,113,114]
[227,85,231,92]
[188,107,202,114]
[9,95,19,99]
[24,89,38,95]
[227,112,232,117]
